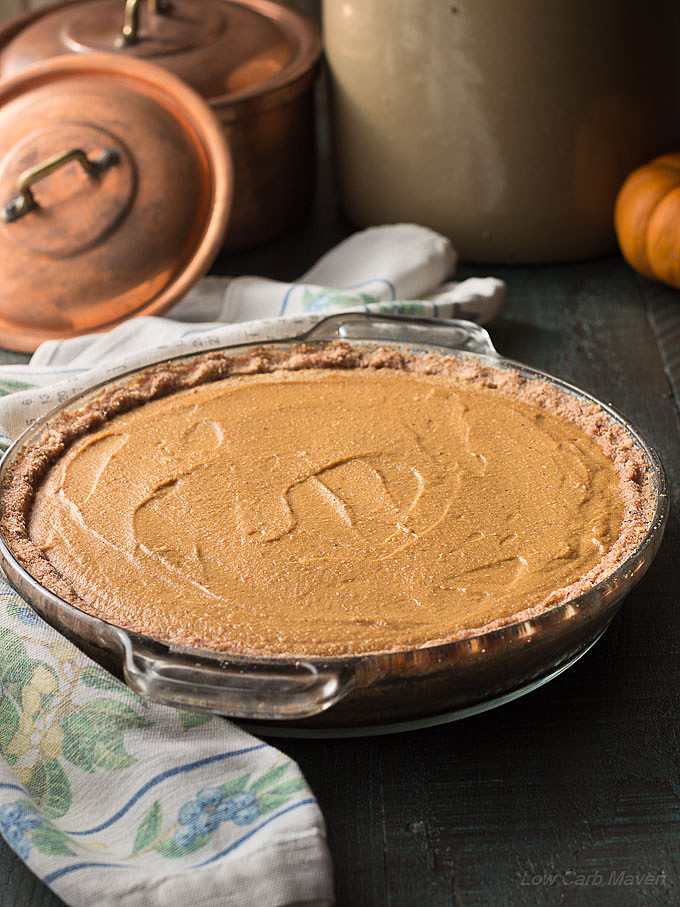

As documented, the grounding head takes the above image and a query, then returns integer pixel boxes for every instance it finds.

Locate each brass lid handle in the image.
[2,147,120,223]
[117,0,174,48]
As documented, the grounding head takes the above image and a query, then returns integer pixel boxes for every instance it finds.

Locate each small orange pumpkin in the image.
[614,153,680,289]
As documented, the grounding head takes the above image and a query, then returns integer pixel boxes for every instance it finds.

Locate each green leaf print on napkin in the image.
[0,625,36,703]
[61,699,152,773]
[132,801,162,856]
[79,666,120,692]
[32,822,77,857]
[249,763,289,794]
[219,772,251,800]
[26,759,71,819]
[300,287,378,313]
[0,695,19,760]
[257,779,307,816]
[177,710,212,732]
[0,378,37,396]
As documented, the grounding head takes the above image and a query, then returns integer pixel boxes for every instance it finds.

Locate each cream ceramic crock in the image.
[323,0,680,263]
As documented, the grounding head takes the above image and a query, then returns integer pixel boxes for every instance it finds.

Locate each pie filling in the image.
[1,344,654,657]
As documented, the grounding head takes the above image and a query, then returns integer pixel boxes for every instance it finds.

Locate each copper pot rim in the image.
[207,0,323,108]
[210,62,321,121]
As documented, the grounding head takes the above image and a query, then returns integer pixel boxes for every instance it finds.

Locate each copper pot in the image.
[0,53,232,352]
[0,0,322,252]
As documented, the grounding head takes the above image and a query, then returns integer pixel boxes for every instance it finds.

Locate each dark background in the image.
[1,1,679,903]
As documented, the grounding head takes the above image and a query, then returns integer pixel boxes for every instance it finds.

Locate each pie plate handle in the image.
[116,632,357,720]
[303,312,499,357]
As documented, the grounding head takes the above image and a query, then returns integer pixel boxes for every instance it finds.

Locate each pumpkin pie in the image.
[0,342,655,657]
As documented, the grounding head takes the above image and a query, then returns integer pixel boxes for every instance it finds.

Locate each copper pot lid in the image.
[0,0,322,104]
[0,53,231,353]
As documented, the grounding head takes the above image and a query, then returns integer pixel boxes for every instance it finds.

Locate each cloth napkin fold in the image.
[0,224,505,906]
[31,224,505,369]
[0,596,332,907]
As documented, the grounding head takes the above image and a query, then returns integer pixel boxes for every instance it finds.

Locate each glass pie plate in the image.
[0,314,669,737]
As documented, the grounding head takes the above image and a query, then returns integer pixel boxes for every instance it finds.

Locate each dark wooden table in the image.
[2,129,680,907]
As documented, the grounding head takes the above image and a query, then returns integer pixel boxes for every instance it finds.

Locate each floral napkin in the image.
[0,588,332,907]
[0,224,505,906]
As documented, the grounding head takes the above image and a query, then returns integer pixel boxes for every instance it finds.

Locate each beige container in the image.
[323,1,680,264]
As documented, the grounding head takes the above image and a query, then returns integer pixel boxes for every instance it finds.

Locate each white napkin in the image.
[31,224,504,368]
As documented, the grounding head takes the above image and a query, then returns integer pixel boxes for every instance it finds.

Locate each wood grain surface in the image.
[1,255,678,907]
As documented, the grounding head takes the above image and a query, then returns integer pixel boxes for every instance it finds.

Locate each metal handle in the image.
[118,0,173,47]
[117,633,356,720]
[303,312,499,357]
[2,147,120,224]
